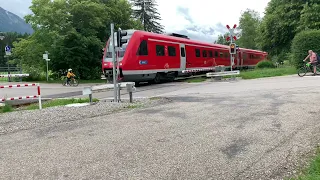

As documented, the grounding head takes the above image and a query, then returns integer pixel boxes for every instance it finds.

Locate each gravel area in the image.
[0,97,171,136]
[1,78,320,179]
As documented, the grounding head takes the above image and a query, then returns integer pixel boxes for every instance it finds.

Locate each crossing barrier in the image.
[0,83,42,109]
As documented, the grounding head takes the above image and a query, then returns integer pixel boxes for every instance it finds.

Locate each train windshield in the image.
[104,35,129,62]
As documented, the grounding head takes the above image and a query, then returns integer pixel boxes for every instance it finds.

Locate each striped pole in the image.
[37,83,42,109]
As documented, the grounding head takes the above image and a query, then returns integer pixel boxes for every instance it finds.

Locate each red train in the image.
[102,29,268,84]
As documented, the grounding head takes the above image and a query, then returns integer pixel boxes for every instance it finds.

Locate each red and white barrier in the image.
[0,83,42,109]
[0,74,29,78]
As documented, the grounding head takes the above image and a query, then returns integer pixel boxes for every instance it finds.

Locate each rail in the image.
[206,70,240,77]
[83,82,136,103]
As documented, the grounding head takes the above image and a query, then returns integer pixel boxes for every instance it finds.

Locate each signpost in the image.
[226,24,238,72]
[5,45,11,82]
[111,23,117,102]
[43,51,50,81]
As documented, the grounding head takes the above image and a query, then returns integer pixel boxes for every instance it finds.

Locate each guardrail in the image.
[0,83,42,109]
[206,70,240,77]
[83,82,136,103]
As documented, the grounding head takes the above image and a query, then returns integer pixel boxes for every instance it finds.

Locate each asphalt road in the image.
[2,75,320,179]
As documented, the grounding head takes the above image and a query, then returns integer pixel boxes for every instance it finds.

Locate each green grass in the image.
[224,66,297,80]
[289,148,320,180]
[184,77,207,83]
[0,102,13,113]
[24,98,99,110]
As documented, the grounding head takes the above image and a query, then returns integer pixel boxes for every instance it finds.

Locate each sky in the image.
[0,0,270,42]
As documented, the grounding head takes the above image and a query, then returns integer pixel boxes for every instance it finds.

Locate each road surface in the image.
[1,75,320,179]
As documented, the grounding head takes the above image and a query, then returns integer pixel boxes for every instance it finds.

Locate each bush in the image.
[291,29,320,68]
[256,60,276,69]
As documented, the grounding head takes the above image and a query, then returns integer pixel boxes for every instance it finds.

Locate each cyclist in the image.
[303,50,317,75]
[66,68,76,86]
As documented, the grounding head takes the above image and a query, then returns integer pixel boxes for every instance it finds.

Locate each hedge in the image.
[291,29,320,68]
[256,60,275,69]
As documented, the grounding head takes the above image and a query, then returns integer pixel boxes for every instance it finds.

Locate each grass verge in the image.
[236,66,297,79]
[289,147,320,180]
[0,98,99,113]
[184,77,207,83]
[24,98,99,110]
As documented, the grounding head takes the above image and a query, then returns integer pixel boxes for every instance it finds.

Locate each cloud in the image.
[0,0,32,18]
[176,6,194,23]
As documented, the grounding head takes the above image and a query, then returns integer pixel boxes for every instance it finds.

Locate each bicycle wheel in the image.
[71,79,79,87]
[316,66,320,75]
[62,77,67,86]
[298,67,307,77]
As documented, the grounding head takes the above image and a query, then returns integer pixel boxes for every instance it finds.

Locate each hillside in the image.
[0,7,33,34]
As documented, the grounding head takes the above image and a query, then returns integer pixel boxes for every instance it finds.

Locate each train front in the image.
[102,30,134,83]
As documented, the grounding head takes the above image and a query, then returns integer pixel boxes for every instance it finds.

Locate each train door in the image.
[180,44,186,70]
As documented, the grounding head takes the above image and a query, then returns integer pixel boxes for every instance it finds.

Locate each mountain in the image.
[0,7,33,34]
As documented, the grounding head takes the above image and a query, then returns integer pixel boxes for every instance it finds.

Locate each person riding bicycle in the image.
[303,50,318,75]
[66,68,76,85]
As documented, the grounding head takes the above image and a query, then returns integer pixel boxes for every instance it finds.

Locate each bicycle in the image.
[298,62,320,77]
[62,76,79,87]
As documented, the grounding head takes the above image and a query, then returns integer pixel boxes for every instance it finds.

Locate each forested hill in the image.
[0,7,33,34]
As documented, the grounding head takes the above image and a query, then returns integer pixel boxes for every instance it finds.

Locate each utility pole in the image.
[111,23,117,102]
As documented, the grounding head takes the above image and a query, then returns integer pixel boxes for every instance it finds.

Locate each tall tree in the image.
[257,0,305,58]
[298,0,320,32]
[13,0,142,80]
[237,9,261,50]
[131,0,164,33]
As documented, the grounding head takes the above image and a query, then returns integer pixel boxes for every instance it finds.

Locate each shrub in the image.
[256,60,276,69]
[291,29,320,68]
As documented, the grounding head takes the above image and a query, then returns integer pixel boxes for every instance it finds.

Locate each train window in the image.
[202,50,207,57]
[209,51,213,57]
[137,40,148,55]
[215,51,219,57]
[156,45,165,56]
[243,53,247,60]
[195,49,200,57]
[220,52,224,58]
[181,47,185,57]
[168,46,176,56]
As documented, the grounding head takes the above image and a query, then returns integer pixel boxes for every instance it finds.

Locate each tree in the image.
[298,0,320,32]
[257,0,306,59]
[237,9,261,50]
[131,0,164,33]
[214,33,229,45]
[13,0,143,80]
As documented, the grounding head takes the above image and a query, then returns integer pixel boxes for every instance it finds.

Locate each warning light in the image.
[230,43,236,54]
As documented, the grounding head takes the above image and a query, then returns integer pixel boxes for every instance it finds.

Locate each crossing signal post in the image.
[226,24,238,72]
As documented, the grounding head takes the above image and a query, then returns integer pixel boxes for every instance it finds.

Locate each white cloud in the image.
[157,0,270,42]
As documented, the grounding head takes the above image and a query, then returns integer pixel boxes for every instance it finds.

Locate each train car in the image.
[102,29,268,84]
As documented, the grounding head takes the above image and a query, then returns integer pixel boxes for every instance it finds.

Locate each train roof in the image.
[130,30,268,54]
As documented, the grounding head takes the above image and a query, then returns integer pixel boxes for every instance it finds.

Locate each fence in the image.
[0,82,42,110]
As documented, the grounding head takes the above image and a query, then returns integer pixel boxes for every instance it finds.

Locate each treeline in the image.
[215,0,320,67]
[8,0,163,80]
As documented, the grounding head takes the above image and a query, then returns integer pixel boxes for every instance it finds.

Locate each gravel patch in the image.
[0,97,171,136]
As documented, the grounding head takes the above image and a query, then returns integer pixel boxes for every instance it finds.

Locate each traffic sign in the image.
[5,45,11,52]
[43,54,48,60]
